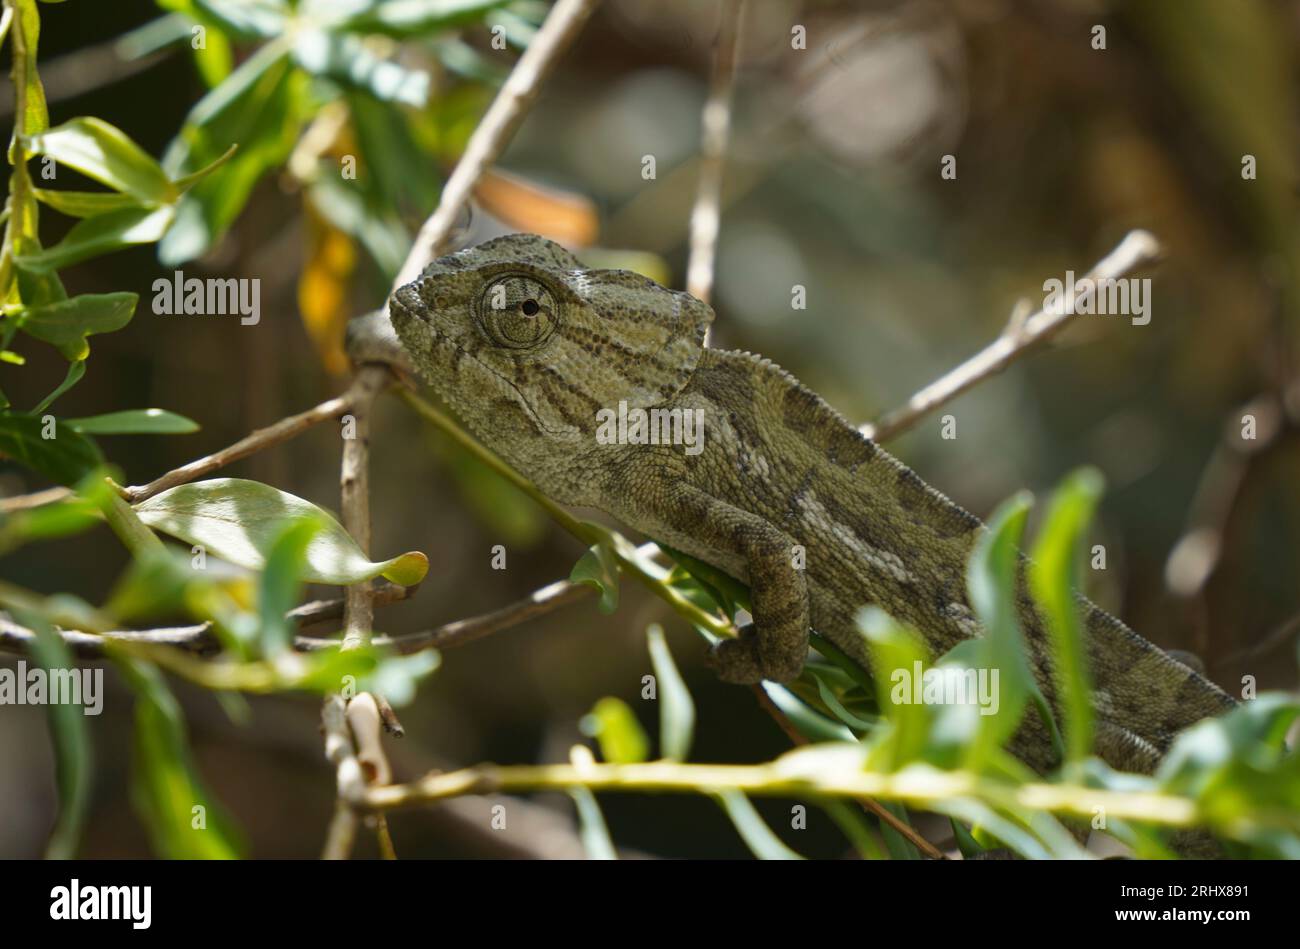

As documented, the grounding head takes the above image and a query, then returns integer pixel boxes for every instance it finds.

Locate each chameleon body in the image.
[383,233,1235,777]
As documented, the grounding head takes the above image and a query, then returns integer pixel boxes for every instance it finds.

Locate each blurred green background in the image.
[1,0,1298,858]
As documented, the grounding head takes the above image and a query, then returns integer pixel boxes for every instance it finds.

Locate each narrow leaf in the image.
[65,408,199,435]
[1028,468,1104,765]
[15,206,174,273]
[570,542,620,613]
[0,415,102,485]
[646,623,694,761]
[714,790,803,860]
[26,117,175,204]
[570,788,617,860]
[20,611,93,859]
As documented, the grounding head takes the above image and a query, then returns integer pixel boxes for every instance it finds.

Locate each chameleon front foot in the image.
[706,624,802,684]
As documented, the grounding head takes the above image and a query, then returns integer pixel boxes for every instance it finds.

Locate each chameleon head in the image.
[389,233,713,468]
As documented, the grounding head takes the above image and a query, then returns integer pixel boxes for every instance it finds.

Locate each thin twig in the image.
[339,367,388,652]
[861,230,1164,443]
[321,694,367,860]
[0,485,72,513]
[395,0,603,287]
[0,583,414,658]
[122,391,358,504]
[1164,390,1288,600]
[326,365,388,858]
[687,0,744,321]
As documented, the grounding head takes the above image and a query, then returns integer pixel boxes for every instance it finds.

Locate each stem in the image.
[101,483,166,557]
[363,759,1202,829]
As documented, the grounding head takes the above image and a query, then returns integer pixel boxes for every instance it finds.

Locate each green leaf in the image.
[857,607,933,769]
[1028,468,1104,765]
[581,697,648,764]
[346,91,440,214]
[32,188,146,218]
[336,0,513,37]
[160,44,303,264]
[31,360,85,415]
[291,30,430,107]
[25,117,175,204]
[13,292,137,360]
[761,681,857,744]
[19,610,93,859]
[570,788,617,860]
[0,479,106,554]
[0,415,102,485]
[811,672,877,732]
[118,658,243,858]
[822,798,887,859]
[646,624,694,761]
[570,542,620,613]
[954,491,1062,769]
[14,206,175,273]
[950,817,986,859]
[258,517,321,655]
[192,0,288,39]
[65,408,199,435]
[307,174,410,280]
[133,478,429,586]
[714,790,803,860]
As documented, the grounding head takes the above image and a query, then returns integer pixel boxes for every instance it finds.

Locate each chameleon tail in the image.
[1051,593,1237,774]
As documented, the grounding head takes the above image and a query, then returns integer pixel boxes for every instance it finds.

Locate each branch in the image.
[122,390,358,504]
[321,694,367,860]
[361,759,1200,832]
[861,230,1163,443]
[687,0,745,317]
[339,367,388,652]
[0,583,414,658]
[395,0,603,287]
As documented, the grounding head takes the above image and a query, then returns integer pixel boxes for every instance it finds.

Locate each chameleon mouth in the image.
[389,286,574,439]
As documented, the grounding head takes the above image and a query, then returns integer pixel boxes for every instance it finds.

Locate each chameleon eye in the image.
[478,275,557,350]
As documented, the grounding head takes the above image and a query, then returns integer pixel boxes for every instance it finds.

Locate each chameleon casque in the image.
[376,232,1236,781]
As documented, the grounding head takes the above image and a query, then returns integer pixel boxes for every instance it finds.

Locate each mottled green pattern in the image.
[390,234,1235,776]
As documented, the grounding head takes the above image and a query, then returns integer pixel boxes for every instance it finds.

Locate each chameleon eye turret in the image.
[477,274,557,350]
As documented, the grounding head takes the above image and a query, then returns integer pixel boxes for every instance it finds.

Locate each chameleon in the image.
[353,232,1236,781]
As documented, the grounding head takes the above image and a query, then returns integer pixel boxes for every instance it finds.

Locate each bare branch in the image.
[0,583,415,658]
[122,390,358,504]
[339,366,389,652]
[861,230,1164,443]
[0,485,73,513]
[687,0,745,317]
[321,694,367,860]
[395,0,604,287]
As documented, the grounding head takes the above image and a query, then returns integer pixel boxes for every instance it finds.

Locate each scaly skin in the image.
[384,233,1236,780]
